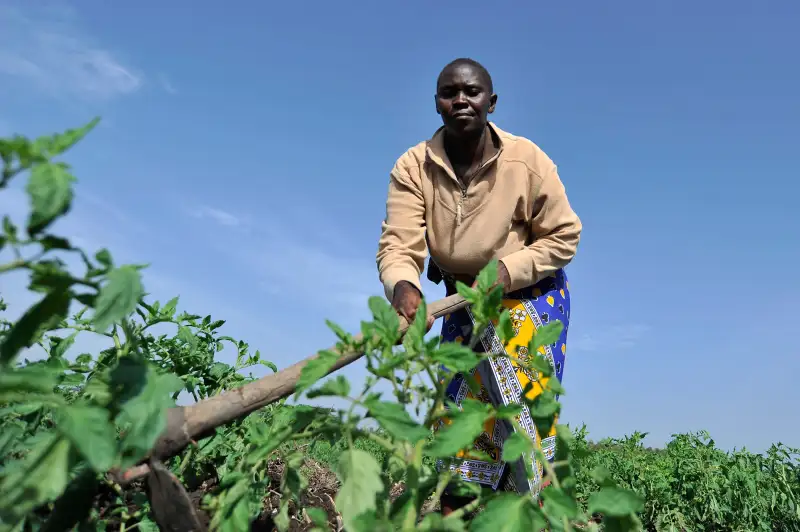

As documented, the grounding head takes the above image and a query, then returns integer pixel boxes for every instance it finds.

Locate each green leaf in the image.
[427,399,490,457]
[495,403,523,420]
[92,266,144,331]
[485,284,504,312]
[0,434,73,525]
[162,296,179,317]
[307,375,351,398]
[587,486,645,517]
[348,511,384,532]
[431,343,481,373]
[75,292,96,307]
[402,299,427,354]
[294,350,338,398]
[305,507,329,528]
[113,361,183,466]
[1,134,46,170]
[530,321,564,351]
[527,391,561,439]
[540,486,579,521]
[264,405,327,451]
[281,453,308,497]
[547,376,566,396]
[56,404,117,471]
[75,353,93,365]
[50,332,77,359]
[28,259,74,293]
[475,259,498,292]
[40,235,72,251]
[364,399,430,443]
[335,449,384,532]
[48,117,100,157]
[59,372,85,387]
[502,432,534,462]
[178,326,198,349]
[94,248,113,269]
[134,517,160,532]
[455,282,479,303]
[590,466,617,488]
[601,514,644,532]
[525,354,554,379]
[419,514,467,531]
[326,319,351,342]
[261,359,278,373]
[462,372,482,396]
[496,309,514,344]
[209,362,233,382]
[26,162,75,235]
[2,216,18,243]
[368,296,400,343]
[0,366,62,407]
[40,466,102,532]
[469,493,546,531]
[0,364,60,392]
[211,477,260,532]
[0,289,71,366]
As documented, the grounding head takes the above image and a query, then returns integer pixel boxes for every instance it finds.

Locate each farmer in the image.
[376,58,582,513]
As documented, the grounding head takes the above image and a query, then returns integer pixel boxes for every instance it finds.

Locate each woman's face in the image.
[435,64,496,138]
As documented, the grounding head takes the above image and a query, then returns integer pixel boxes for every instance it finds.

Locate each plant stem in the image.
[443,495,482,522]
[0,258,25,274]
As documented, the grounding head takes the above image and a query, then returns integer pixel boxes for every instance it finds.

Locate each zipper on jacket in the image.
[456,184,467,225]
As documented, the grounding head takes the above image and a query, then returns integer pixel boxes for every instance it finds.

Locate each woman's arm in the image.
[500,163,582,292]
[376,160,428,301]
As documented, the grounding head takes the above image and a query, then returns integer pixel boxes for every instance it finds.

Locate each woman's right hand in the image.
[391,281,435,332]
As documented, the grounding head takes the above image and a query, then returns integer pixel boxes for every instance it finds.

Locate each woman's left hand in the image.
[497,261,512,292]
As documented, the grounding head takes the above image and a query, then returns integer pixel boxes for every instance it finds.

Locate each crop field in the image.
[1,122,798,531]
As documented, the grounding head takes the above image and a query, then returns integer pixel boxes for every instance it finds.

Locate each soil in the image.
[96,460,603,531]
[249,457,343,532]
[138,457,426,532]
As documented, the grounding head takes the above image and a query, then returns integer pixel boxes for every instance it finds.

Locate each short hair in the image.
[437,58,494,93]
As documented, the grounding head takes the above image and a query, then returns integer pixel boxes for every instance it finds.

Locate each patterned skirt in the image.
[434,269,570,498]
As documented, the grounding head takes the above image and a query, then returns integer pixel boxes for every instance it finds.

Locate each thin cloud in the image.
[569,323,652,353]
[159,74,177,95]
[0,3,142,101]
[242,227,381,320]
[1,184,279,370]
[182,202,382,317]
[187,205,243,228]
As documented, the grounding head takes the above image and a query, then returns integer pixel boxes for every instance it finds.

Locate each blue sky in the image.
[1,0,798,453]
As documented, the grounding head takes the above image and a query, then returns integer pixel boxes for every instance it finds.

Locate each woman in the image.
[376,58,582,513]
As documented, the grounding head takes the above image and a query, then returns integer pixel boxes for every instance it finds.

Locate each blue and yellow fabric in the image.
[433,269,570,498]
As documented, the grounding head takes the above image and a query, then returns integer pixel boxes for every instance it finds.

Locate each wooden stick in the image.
[111,293,468,485]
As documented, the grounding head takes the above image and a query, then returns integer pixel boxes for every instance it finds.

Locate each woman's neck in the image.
[444,126,487,167]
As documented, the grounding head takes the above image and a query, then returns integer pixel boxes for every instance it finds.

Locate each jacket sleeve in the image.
[500,162,582,292]
[376,159,428,301]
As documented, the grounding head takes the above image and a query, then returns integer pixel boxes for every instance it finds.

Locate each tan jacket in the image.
[377,122,581,301]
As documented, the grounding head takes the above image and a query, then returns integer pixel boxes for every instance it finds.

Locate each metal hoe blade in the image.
[146,458,207,532]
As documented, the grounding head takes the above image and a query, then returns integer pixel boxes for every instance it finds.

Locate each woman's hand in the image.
[472,261,512,293]
[497,261,512,292]
[391,281,435,332]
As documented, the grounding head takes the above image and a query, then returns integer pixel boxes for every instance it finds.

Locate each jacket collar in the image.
[425,122,505,182]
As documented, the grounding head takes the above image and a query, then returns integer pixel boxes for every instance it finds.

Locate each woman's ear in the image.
[488,93,498,114]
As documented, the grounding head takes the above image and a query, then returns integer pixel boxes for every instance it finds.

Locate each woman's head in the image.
[435,58,497,138]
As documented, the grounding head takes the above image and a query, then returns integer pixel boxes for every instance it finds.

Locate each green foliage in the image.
[572,429,800,531]
[0,122,798,532]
